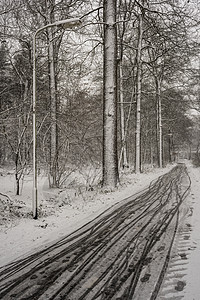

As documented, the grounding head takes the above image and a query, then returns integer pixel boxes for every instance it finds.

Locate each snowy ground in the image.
[181,163,200,299]
[0,164,173,266]
[0,160,200,299]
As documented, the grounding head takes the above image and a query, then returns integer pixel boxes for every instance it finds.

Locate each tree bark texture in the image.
[102,0,119,188]
[135,13,143,174]
[156,78,163,168]
[119,60,128,168]
[46,0,58,187]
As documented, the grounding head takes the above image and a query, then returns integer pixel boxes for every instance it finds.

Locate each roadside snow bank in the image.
[181,163,200,299]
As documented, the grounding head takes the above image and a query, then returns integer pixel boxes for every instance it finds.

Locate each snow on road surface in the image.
[0,164,172,267]
[180,164,200,299]
[1,160,200,299]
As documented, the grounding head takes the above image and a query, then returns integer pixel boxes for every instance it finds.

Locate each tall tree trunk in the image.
[156,78,163,167]
[102,0,118,188]
[135,13,143,174]
[119,60,128,168]
[46,0,58,187]
[22,79,29,162]
[150,128,154,167]
[15,153,20,195]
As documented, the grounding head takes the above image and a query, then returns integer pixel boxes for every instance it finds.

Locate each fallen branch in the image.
[0,192,13,202]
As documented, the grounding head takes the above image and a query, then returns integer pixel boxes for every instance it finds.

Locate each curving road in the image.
[0,163,191,300]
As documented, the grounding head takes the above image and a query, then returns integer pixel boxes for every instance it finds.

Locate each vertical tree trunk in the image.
[150,130,154,167]
[46,0,58,187]
[156,78,163,168]
[15,153,20,195]
[135,13,143,173]
[22,79,29,162]
[119,60,128,168]
[102,0,119,188]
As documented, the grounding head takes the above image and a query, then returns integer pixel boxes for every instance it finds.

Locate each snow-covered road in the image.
[178,164,200,299]
[1,161,200,299]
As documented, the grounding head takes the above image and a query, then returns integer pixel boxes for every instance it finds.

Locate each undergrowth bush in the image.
[192,153,200,167]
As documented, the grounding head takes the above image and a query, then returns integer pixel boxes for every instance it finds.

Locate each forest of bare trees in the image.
[0,0,200,196]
